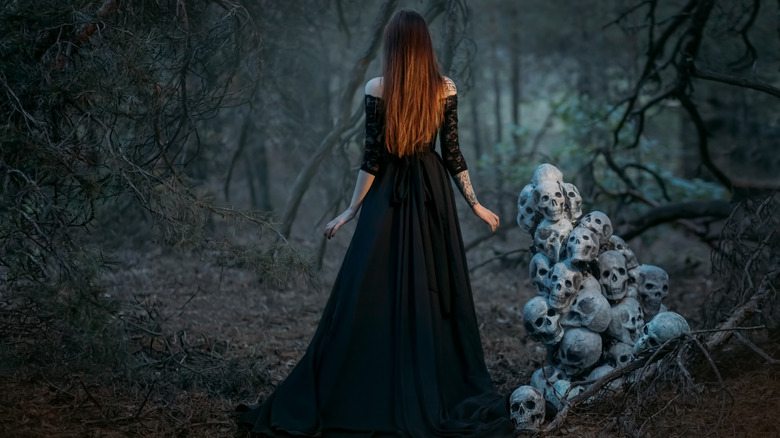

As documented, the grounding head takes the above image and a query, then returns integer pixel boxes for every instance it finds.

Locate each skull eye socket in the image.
[555,192,563,198]
[645,283,655,290]
[511,402,520,412]
[525,207,534,214]
[663,285,669,292]
[583,235,590,241]
[535,317,544,327]
[547,309,556,317]
[568,191,576,198]
[539,268,548,276]
[526,400,536,410]
[595,218,602,224]
[620,354,630,363]
[565,280,572,287]
[566,351,583,362]
[602,270,610,278]
[618,268,626,275]
[542,195,550,202]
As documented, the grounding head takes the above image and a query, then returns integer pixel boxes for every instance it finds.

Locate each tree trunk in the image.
[509,5,521,132]
[439,0,458,75]
[469,93,484,160]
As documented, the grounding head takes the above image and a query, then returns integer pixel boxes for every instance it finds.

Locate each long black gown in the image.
[237,94,514,437]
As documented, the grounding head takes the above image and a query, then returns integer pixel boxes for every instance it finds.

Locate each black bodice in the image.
[360,94,468,177]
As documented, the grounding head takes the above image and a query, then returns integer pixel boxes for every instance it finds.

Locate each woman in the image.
[238,9,513,437]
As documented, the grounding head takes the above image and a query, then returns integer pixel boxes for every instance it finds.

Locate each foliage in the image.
[478,94,727,212]
[0,0,311,375]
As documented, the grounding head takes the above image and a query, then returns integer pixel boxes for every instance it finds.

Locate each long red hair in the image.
[382,9,445,157]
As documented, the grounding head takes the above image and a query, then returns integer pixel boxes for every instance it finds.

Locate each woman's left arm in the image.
[452,170,499,233]
[440,84,499,233]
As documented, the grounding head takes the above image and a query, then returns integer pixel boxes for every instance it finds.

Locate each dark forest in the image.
[1,0,778,436]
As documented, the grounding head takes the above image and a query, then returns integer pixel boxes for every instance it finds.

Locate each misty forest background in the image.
[1,0,779,437]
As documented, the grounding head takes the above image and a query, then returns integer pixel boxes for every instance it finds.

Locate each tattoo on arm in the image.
[453,170,478,207]
[444,77,457,94]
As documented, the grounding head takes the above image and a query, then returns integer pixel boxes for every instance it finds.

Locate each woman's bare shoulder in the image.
[443,76,457,97]
[365,77,383,97]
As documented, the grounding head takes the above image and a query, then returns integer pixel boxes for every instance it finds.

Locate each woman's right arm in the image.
[324,80,383,239]
[324,170,375,239]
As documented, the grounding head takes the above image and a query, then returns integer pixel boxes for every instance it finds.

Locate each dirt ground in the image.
[1,224,779,437]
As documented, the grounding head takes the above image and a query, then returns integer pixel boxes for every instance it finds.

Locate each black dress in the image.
[237,94,514,437]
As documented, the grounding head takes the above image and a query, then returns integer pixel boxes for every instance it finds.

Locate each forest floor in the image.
[1,224,779,437]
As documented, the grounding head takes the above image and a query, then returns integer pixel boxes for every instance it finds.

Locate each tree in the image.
[0,0,308,367]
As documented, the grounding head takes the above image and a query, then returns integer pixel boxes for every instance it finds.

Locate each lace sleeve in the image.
[439,95,468,176]
[359,95,385,175]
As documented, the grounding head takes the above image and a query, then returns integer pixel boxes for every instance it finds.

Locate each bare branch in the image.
[687,62,780,99]
[618,200,731,240]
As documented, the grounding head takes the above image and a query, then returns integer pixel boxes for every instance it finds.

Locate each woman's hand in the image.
[473,204,499,233]
[324,207,358,239]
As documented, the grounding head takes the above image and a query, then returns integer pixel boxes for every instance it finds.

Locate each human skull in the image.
[586,364,624,395]
[606,297,645,345]
[609,235,639,270]
[516,184,540,233]
[509,386,545,433]
[523,296,564,345]
[529,253,552,297]
[546,261,583,310]
[625,266,640,299]
[565,226,599,264]
[562,182,583,221]
[605,340,635,369]
[561,285,611,332]
[580,274,600,294]
[634,311,690,354]
[530,365,566,398]
[546,379,585,412]
[533,181,566,222]
[598,250,629,301]
[579,211,613,247]
[534,219,572,263]
[532,163,564,186]
[636,264,670,319]
[554,327,602,378]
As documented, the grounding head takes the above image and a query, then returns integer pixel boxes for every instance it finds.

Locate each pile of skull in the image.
[509,163,692,434]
